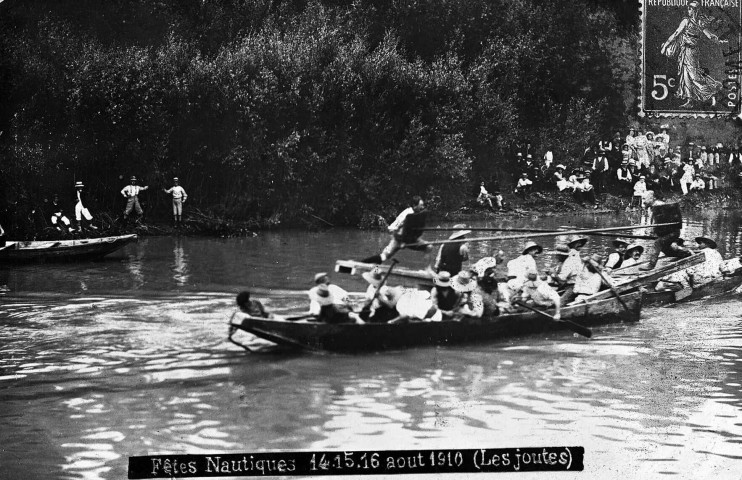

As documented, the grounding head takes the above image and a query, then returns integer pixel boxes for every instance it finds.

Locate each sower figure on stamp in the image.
[640,190,691,271]
[660,1,728,108]
[121,176,149,224]
[163,177,188,228]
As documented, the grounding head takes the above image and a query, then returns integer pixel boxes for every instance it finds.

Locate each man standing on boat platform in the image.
[121,176,149,224]
[640,190,689,270]
[361,195,434,270]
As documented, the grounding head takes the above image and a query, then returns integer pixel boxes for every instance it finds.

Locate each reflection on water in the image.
[0,211,741,479]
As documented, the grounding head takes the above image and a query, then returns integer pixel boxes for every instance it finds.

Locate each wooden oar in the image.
[359,259,399,320]
[418,222,679,247]
[513,300,592,338]
[591,261,631,314]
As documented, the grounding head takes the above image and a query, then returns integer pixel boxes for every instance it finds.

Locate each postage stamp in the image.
[641,0,742,118]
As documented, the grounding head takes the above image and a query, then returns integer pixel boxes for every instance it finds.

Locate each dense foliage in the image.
[0,0,639,232]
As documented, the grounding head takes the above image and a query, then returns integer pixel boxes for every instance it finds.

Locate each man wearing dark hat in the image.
[434,224,471,276]
[605,240,628,271]
[640,190,689,270]
[121,176,149,223]
[163,177,188,228]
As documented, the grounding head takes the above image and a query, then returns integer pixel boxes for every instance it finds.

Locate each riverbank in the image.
[13,188,741,241]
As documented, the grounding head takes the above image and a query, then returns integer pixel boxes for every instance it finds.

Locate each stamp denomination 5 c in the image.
[641,0,742,117]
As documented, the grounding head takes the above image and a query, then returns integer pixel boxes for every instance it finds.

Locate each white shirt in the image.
[688,248,723,284]
[521,280,560,307]
[388,207,415,233]
[517,178,533,188]
[165,185,187,199]
[510,254,538,284]
[633,180,647,197]
[309,284,350,315]
[558,251,583,284]
[121,185,146,197]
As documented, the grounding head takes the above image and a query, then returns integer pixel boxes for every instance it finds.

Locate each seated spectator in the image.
[680,159,695,195]
[688,174,705,192]
[517,270,562,320]
[477,181,494,209]
[616,160,633,194]
[573,177,598,208]
[50,194,74,233]
[515,173,533,198]
[430,271,461,320]
[450,271,484,321]
[631,176,647,210]
[646,164,662,191]
[553,164,576,192]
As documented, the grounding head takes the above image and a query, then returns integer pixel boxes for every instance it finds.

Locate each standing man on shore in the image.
[163,177,188,228]
[121,176,149,224]
[640,190,689,270]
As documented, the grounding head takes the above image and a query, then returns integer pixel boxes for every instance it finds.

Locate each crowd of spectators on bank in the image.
[478,125,742,210]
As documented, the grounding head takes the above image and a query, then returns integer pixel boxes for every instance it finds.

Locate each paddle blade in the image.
[563,320,593,338]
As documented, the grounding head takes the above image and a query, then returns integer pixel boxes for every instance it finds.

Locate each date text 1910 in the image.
[641,0,742,117]
[128,447,584,478]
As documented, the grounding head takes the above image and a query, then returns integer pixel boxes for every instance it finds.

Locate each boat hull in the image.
[644,274,742,306]
[0,234,137,263]
[232,292,642,352]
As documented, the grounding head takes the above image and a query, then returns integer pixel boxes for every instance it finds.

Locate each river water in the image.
[1,210,741,480]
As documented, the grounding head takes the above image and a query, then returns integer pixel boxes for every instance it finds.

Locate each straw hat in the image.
[173,176,179,181]
[362,268,385,286]
[449,224,472,240]
[695,236,717,249]
[130,176,137,182]
[552,244,570,258]
[556,164,566,170]
[522,241,543,255]
[567,237,588,249]
[451,271,477,293]
[74,181,84,188]
[612,239,629,248]
[625,244,644,256]
[308,285,334,306]
[313,272,328,284]
[433,271,452,287]
[472,257,498,277]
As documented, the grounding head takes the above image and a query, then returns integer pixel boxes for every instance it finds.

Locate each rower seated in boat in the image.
[430,271,461,320]
[236,291,271,318]
[567,254,614,303]
[388,288,442,323]
[516,271,561,320]
[361,269,398,323]
[308,284,364,324]
[620,244,644,268]
[472,256,503,316]
[604,240,628,272]
[450,271,484,322]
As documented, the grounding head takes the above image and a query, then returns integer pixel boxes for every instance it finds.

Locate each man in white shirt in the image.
[361,195,433,269]
[308,272,351,315]
[163,177,188,228]
[515,173,533,198]
[121,176,149,222]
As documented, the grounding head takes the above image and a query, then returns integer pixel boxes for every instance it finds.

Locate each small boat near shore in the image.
[229,291,642,353]
[0,234,137,263]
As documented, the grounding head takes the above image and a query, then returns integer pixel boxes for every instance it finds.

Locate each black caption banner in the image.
[129,447,584,478]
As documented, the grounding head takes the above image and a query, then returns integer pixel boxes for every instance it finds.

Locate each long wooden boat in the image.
[229,291,642,352]
[643,273,742,306]
[579,252,705,302]
[0,234,137,263]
